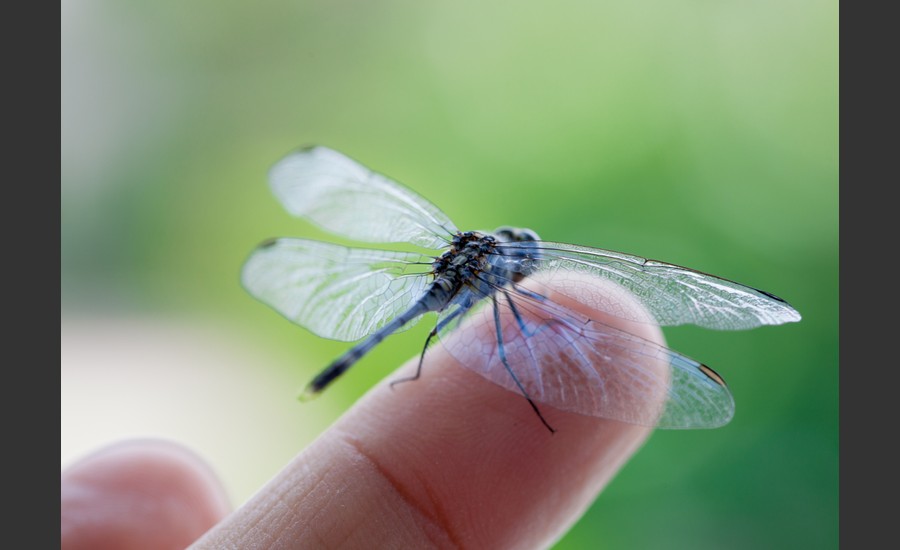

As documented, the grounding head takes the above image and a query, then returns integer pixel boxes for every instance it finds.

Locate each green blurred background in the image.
[61,1,837,548]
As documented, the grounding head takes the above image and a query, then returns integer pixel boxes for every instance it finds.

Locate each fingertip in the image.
[327,275,667,546]
[199,277,666,548]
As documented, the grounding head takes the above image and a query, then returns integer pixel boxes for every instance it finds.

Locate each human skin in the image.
[61,279,666,549]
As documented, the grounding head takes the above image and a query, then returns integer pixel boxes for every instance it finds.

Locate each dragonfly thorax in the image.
[432,231,498,280]
[429,229,543,298]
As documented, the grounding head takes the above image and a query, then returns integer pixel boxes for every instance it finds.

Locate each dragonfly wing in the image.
[435,275,734,428]
[501,241,801,330]
[268,146,457,249]
[242,238,432,341]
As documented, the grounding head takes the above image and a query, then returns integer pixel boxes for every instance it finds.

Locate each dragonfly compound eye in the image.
[492,226,516,241]
[494,226,540,242]
[516,228,540,242]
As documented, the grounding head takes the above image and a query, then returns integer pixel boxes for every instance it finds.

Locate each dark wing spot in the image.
[756,288,789,304]
[698,364,728,387]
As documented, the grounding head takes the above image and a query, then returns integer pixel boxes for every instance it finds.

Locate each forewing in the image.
[268,146,457,249]
[501,241,801,330]
[241,238,432,341]
[435,275,734,428]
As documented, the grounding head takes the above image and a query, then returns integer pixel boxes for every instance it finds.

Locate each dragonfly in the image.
[241,146,801,432]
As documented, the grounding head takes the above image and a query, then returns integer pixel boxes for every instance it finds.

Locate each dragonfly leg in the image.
[389,327,438,389]
[504,287,580,338]
[493,295,556,433]
[389,305,467,389]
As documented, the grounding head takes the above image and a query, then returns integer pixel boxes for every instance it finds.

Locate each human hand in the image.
[61,280,665,549]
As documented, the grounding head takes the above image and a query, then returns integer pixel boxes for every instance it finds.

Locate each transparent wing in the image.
[500,240,801,330]
[241,238,433,342]
[435,276,734,428]
[268,146,457,249]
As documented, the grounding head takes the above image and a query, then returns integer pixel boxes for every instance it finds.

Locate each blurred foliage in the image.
[62,0,837,548]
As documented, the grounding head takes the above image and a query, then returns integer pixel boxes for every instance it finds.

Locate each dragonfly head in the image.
[492,226,541,243]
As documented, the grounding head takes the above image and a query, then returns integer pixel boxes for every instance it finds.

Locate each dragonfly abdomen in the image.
[301,254,479,399]
[301,300,433,398]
